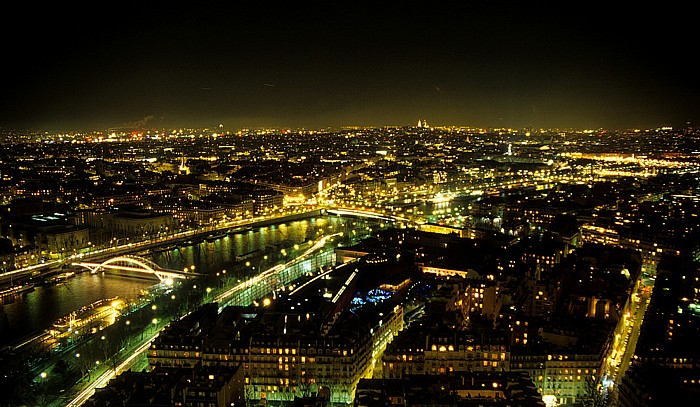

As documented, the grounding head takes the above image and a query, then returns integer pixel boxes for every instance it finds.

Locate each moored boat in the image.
[0,282,35,298]
[52,296,121,332]
[45,271,76,285]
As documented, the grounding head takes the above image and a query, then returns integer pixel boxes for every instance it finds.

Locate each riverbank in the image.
[0,209,324,289]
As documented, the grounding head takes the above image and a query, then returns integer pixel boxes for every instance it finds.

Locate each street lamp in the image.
[125,320,131,345]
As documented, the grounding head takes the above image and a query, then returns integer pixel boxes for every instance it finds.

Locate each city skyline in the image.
[1,112,699,405]
[2,2,699,132]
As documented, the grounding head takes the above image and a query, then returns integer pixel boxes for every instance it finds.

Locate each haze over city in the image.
[2,2,698,131]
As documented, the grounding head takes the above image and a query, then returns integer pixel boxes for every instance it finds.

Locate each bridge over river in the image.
[72,255,203,283]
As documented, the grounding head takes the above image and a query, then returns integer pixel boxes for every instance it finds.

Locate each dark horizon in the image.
[2,2,698,132]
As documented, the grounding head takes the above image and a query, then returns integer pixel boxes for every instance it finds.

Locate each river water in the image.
[0,215,379,347]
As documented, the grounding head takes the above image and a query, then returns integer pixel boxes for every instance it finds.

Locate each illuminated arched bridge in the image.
[73,255,202,282]
[324,208,410,223]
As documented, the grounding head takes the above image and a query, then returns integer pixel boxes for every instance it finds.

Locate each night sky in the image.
[2,2,698,131]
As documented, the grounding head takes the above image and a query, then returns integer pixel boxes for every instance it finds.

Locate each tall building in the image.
[616,254,700,406]
[355,371,545,406]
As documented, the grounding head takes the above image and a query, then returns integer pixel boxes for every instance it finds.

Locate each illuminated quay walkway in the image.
[214,232,342,308]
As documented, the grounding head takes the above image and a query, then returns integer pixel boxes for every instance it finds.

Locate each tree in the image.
[0,352,37,406]
[573,375,608,407]
[53,358,80,386]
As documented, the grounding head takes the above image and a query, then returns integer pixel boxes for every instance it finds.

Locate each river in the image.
[0,215,380,347]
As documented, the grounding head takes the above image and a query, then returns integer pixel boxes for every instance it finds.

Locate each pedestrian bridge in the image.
[324,208,411,223]
[73,255,202,282]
